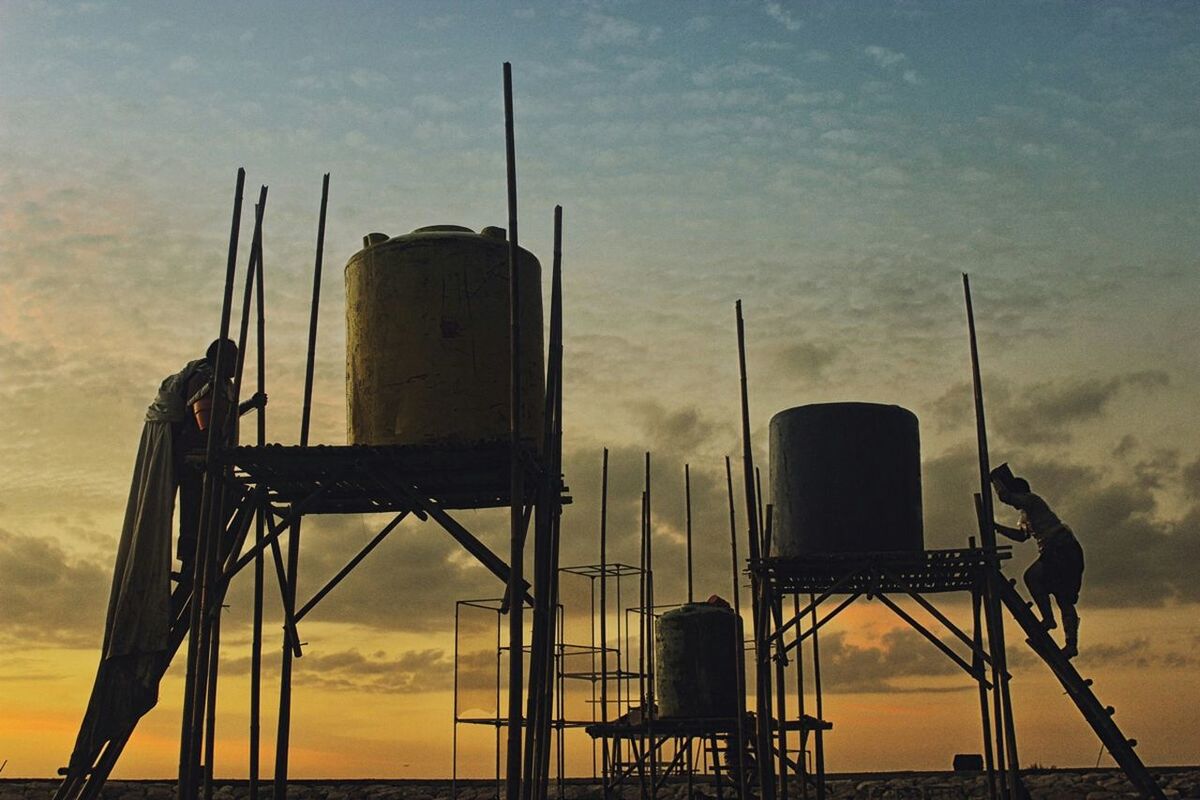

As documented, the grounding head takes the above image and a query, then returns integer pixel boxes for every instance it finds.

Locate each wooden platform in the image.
[757,546,1011,595]
[219,441,559,514]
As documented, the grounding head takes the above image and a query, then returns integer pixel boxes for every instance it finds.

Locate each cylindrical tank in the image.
[345,225,544,447]
[770,402,923,556]
[656,603,740,719]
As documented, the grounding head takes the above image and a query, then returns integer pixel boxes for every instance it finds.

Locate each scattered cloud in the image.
[0,528,108,648]
[865,45,907,69]
[764,2,802,32]
[169,54,198,73]
[774,341,840,381]
[997,371,1168,446]
[579,11,661,49]
[814,628,968,694]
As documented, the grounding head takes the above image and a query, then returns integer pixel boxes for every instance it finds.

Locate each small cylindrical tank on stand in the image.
[770,402,923,556]
[656,603,741,719]
[345,225,544,447]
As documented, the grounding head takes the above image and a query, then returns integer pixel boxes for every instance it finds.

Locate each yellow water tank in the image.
[345,225,545,447]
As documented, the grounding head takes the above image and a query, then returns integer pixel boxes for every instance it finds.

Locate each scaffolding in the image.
[451,597,604,796]
[734,287,1166,800]
[56,63,569,800]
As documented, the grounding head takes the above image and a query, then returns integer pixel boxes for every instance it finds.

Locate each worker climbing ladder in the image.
[995,576,1166,800]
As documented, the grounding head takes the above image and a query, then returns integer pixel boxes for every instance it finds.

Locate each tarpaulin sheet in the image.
[67,360,202,771]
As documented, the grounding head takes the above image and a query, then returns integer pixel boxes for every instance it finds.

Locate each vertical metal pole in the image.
[685,464,694,605]
[599,449,612,800]
[734,301,775,800]
[248,188,268,800]
[963,274,1022,799]
[725,457,749,800]
[179,167,244,800]
[503,61,525,800]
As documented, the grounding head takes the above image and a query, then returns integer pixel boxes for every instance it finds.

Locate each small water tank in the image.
[345,225,544,446]
[656,603,740,719]
[770,402,923,556]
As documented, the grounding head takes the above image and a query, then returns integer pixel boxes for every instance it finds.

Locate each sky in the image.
[1,0,1199,781]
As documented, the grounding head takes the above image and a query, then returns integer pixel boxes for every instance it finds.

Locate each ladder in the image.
[994,576,1165,800]
[54,579,194,800]
[54,491,257,800]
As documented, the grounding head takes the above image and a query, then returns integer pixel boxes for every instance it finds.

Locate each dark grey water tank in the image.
[656,603,740,719]
[769,402,923,556]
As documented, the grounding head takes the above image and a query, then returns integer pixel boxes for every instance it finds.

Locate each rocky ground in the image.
[2,770,1198,800]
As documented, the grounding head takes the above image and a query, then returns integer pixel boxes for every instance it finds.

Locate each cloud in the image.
[783,90,845,107]
[169,55,198,74]
[931,370,1171,446]
[579,11,661,49]
[812,628,970,694]
[774,341,840,381]
[764,2,802,32]
[349,69,388,89]
[222,646,468,694]
[865,45,907,69]
[1081,637,1200,669]
[0,527,109,648]
[997,371,1168,445]
[631,401,729,456]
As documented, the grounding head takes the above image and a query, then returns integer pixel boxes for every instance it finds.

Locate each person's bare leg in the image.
[1024,561,1057,630]
[1059,600,1079,659]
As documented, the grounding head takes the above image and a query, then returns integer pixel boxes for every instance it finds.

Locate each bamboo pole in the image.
[725,457,749,800]
[734,301,775,800]
[179,168,244,800]
[644,452,657,799]
[503,61,525,800]
[793,594,807,800]
[599,448,611,800]
[249,216,266,800]
[685,464,693,604]
[534,205,565,799]
[299,173,329,447]
[810,598,825,800]
[963,274,1022,799]
[273,174,329,800]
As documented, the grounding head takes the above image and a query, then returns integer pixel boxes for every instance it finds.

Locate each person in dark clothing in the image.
[993,474,1085,659]
[170,338,265,568]
[64,339,265,774]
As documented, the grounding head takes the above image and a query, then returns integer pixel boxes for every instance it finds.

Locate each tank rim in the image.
[345,228,539,270]
[769,401,917,424]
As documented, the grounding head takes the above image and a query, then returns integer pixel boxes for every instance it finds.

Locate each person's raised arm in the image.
[994,522,1029,542]
[239,392,267,417]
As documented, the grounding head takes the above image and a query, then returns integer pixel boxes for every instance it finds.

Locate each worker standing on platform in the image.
[991,468,1085,659]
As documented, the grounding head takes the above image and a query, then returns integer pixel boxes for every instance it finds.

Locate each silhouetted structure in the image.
[56,64,569,800]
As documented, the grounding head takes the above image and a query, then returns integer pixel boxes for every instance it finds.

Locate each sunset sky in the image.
[2,0,1199,781]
